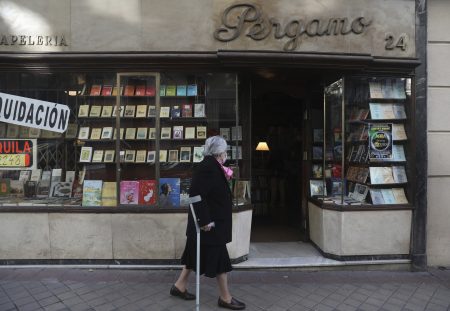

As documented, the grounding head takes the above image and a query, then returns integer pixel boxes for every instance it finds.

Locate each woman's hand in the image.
[201,222,215,231]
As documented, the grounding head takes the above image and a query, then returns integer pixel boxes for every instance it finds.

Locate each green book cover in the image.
[165,85,176,96]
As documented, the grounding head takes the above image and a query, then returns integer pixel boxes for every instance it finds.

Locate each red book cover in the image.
[124,85,135,96]
[139,180,157,205]
[101,85,113,96]
[145,85,156,96]
[90,85,102,96]
[182,104,192,117]
[135,85,146,96]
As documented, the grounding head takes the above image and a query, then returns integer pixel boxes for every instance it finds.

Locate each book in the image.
[369,81,383,99]
[369,103,395,119]
[231,126,242,141]
[65,124,77,138]
[176,85,187,96]
[112,86,123,96]
[101,127,113,140]
[159,178,180,207]
[10,180,24,197]
[136,127,148,140]
[392,124,407,140]
[124,105,136,117]
[393,103,407,119]
[119,151,125,162]
[135,150,147,163]
[160,106,171,118]
[112,105,124,117]
[369,167,394,184]
[79,146,93,162]
[103,150,115,163]
[381,189,396,204]
[148,128,156,139]
[392,188,408,204]
[193,146,205,162]
[159,150,167,162]
[179,147,191,162]
[139,180,157,205]
[194,103,205,117]
[389,145,406,161]
[310,180,327,196]
[113,128,125,140]
[30,169,42,182]
[168,150,179,162]
[6,124,19,138]
[101,85,113,96]
[146,85,156,96]
[161,127,171,139]
[165,85,176,96]
[349,183,369,202]
[185,127,196,139]
[147,151,156,163]
[313,129,324,143]
[392,166,408,183]
[147,105,156,117]
[65,171,76,182]
[123,85,135,96]
[233,180,251,201]
[90,128,102,140]
[90,85,102,96]
[220,128,230,141]
[125,150,136,162]
[101,182,117,206]
[370,189,385,204]
[50,181,73,198]
[173,126,183,139]
[99,106,112,118]
[92,150,104,163]
[82,180,103,206]
[160,85,166,96]
[19,170,31,182]
[171,105,181,118]
[187,84,197,96]
[312,164,323,178]
[312,146,323,160]
[231,146,243,160]
[180,178,192,206]
[78,127,90,139]
[135,85,146,96]
[135,105,147,118]
[196,126,206,139]
[125,128,136,140]
[50,169,61,182]
[182,104,192,117]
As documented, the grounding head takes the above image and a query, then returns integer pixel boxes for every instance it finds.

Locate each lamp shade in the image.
[255,141,270,151]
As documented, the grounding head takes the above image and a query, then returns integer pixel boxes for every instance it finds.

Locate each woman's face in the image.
[216,152,227,164]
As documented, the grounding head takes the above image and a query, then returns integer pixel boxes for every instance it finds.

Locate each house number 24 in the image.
[385,33,408,51]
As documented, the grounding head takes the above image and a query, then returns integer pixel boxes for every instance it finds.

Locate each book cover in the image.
[369,167,394,184]
[312,146,323,160]
[51,169,62,182]
[111,86,123,96]
[196,126,206,139]
[124,105,136,117]
[187,84,197,96]
[90,85,102,96]
[136,127,148,140]
[185,127,196,139]
[139,180,157,205]
[79,146,93,162]
[125,150,136,162]
[160,106,171,118]
[90,128,102,140]
[159,85,166,96]
[103,150,115,163]
[112,105,124,117]
[101,85,113,96]
[78,127,90,139]
[101,181,117,206]
[147,105,156,117]
[392,124,407,140]
[123,85,135,96]
[220,128,230,141]
[19,170,31,182]
[180,147,191,162]
[331,178,345,196]
[392,166,408,183]
[173,126,183,139]
[82,180,103,206]
[135,85,146,96]
[135,150,147,163]
[92,150,104,163]
[176,85,187,96]
[392,188,408,204]
[101,127,113,139]
[182,104,192,117]
[180,178,192,206]
[64,124,77,139]
[113,128,125,140]
[369,81,383,99]
[168,150,179,162]
[161,127,171,139]
[148,128,156,139]
[147,151,156,163]
[159,178,180,208]
[194,103,205,117]
[193,146,204,162]
[381,189,396,204]
[125,128,136,140]
[145,85,156,96]
[349,183,369,202]
[65,171,76,182]
[165,85,176,96]
[231,126,242,141]
[0,179,11,196]
[370,103,395,120]
[30,169,42,182]
[136,105,147,118]
[312,164,323,178]
[392,103,407,119]
[171,105,181,118]
[120,181,139,205]
[50,181,73,198]
[369,189,385,204]
[310,180,327,197]
[159,150,167,162]
[10,180,24,197]
[390,145,406,162]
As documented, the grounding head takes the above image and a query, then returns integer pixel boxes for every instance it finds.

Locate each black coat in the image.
[186,155,233,245]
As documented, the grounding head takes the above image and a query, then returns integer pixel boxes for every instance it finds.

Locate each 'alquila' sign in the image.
[214,3,372,51]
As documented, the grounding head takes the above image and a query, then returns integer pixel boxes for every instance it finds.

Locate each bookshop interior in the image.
[0,68,413,257]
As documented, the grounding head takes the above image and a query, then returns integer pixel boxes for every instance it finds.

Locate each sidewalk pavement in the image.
[0,267,449,311]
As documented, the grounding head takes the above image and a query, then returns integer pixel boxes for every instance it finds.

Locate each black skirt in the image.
[181,238,232,278]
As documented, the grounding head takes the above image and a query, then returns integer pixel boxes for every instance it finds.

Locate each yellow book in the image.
[165,85,176,96]
[101,182,117,206]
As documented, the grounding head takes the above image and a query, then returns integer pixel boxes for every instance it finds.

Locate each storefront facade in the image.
[0,0,430,268]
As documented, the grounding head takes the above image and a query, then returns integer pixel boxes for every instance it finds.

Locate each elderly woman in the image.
[170,136,245,310]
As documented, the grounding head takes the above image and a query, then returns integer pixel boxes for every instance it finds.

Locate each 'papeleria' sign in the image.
[0,140,34,168]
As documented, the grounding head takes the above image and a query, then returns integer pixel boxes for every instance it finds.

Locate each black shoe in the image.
[170,285,195,300]
[218,297,246,310]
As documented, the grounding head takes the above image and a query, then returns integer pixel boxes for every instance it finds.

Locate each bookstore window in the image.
[0,71,249,209]
[309,75,412,207]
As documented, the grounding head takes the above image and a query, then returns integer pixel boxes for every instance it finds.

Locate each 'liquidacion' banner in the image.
[0,92,70,133]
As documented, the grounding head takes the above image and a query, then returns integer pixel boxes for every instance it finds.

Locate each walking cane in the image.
[189,195,202,311]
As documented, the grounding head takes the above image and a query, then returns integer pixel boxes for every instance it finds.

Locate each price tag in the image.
[0,154,28,167]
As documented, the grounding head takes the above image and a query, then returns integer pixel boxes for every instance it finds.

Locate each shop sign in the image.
[369,123,392,160]
[214,3,372,52]
[0,139,37,170]
[0,92,70,133]
[0,34,68,47]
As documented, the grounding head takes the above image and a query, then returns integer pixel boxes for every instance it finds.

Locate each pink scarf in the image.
[217,159,233,180]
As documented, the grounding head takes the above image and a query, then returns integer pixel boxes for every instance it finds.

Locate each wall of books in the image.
[309,76,412,206]
[0,72,249,208]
